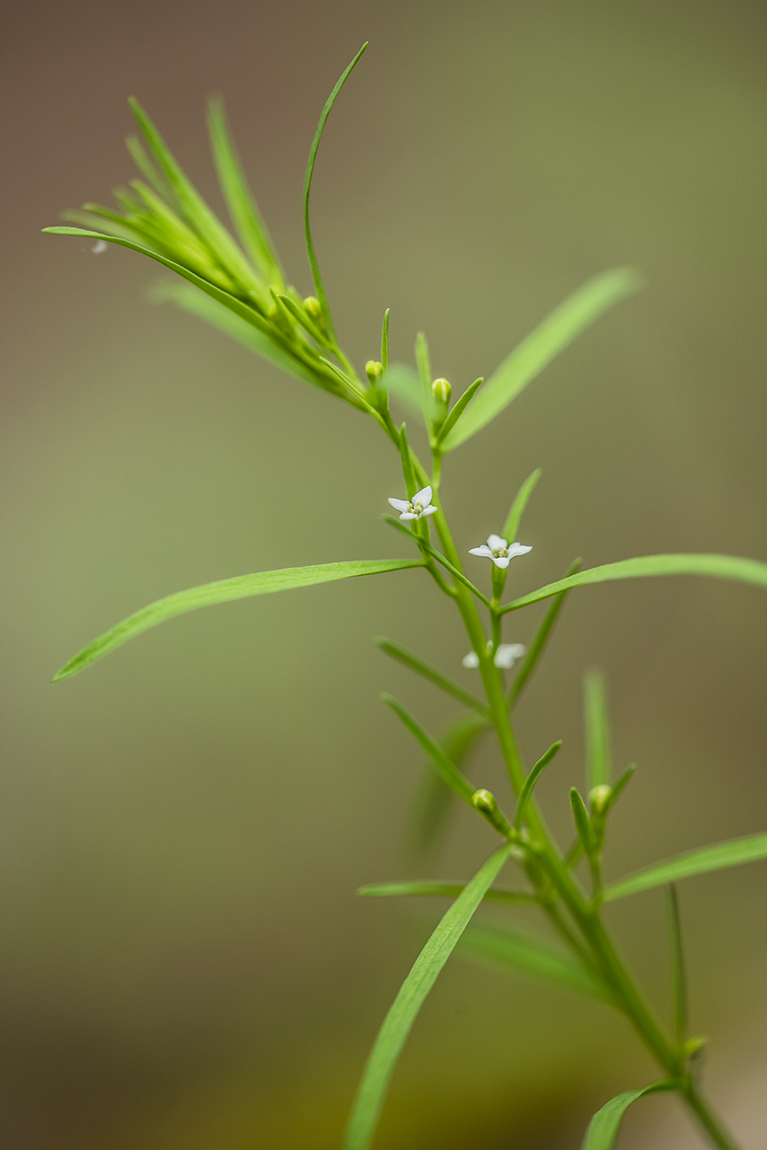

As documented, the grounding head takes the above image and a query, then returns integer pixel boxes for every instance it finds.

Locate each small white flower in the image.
[462,642,527,670]
[494,643,527,669]
[388,485,438,521]
[91,239,108,254]
[469,533,532,569]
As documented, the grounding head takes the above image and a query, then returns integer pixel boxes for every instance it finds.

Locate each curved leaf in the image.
[501,553,767,614]
[343,844,512,1150]
[442,268,642,450]
[459,922,609,1001]
[582,1082,672,1149]
[53,559,423,682]
[604,830,767,902]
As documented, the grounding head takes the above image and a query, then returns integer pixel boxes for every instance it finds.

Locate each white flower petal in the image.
[388,497,410,512]
[462,651,480,668]
[507,543,533,557]
[491,555,511,568]
[399,511,417,520]
[421,504,437,517]
[494,643,527,669]
[413,485,432,506]
[469,545,494,558]
[486,534,507,550]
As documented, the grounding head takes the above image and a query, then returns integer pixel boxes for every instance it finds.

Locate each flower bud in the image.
[432,377,451,404]
[365,360,384,385]
[303,295,322,320]
[588,784,612,814]
[472,788,512,837]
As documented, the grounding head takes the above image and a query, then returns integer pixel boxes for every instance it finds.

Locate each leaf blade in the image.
[584,669,611,790]
[358,881,535,904]
[582,1083,672,1149]
[442,268,642,450]
[501,553,767,614]
[303,43,368,342]
[502,468,541,543]
[53,559,423,681]
[382,696,476,805]
[375,637,488,716]
[343,844,512,1150]
[459,922,609,1001]
[604,831,767,901]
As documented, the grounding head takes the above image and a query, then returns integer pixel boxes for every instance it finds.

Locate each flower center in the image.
[491,546,507,558]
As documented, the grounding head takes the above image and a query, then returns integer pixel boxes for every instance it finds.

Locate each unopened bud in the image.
[588,784,612,814]
[472,788,512,837]
[365,360,384,385]
[684,1035,709,1058]
[432,377,451,404]
[303,295,322,320]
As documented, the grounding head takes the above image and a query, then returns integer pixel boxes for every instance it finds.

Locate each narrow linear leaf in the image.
[570,788,596,856]
[382,696,475,805]
[149,281,321,386]
[44,228,287,351]
[442,267,642,450]
[501,553,767,614]
[503,468,542,543]
[604,831,767,901]
[381,308,390,369]
[207,96,283,285]
[507,559,582,706]
[53,559,423,682]
[376,637,488,716]
[435,377,483,446]
[459,922,609,1001]
[582,1082,673,1150]
[406,711,490,863]
[358,882,535,904]
[304,43,368,341]
[585,669,611,790]
[344,844,512,1150]
[666,884,687,1044]
[414,331,434,415]
[515,741,562,830]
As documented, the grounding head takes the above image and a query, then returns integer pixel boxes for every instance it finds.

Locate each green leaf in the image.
[584,669,611,789]
[382,696,476,805]
[303,43,368,343]
[459,923,609,1001]
[604,830,767,902]
[406,711,490,863]
[375,638,488,716]
[381,308,390,369]
[570,788,596,856]
[582,1082,673,1149]
[207,96,284,287]
[507,559,581,706]
[358,881,535,904]
[514,741,562,830]
[441,268,642,450]
[666,884,687,1044]
[414,331,434,415]
[343,844,512,1150]
[44,227,285,350]
[149,281,322,386]
[501,552,767,614]
[502,468,541,543]
[52,559,423,682]
[434,377,483,446]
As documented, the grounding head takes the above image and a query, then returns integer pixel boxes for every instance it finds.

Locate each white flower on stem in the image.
[462,642,527,670]
[469,533,531,569]
[388,485,437,521]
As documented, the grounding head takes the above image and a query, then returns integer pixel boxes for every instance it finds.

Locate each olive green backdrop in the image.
[2,1,767,1147]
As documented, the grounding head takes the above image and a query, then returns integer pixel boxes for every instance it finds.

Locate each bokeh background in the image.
[2,1,767,1146]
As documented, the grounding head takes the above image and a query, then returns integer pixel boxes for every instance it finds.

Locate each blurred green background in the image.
[2,0,767,1146]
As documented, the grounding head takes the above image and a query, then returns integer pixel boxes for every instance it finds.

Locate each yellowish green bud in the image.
[365,360,384,385]
[303,295,322,320]
[432,377,451,404]
[472,788,512,837]
[588,784,612,814]
[684,1035,709,1058]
